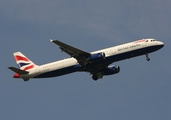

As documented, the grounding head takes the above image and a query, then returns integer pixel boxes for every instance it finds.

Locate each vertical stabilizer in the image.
[13,52,37,71]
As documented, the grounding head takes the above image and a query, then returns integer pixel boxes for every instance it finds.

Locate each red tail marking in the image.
[24,65,34,71]
[15,55,29,61]
[13,73,20,78]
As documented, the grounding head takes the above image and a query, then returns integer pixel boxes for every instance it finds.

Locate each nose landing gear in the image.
[146,54,150,61]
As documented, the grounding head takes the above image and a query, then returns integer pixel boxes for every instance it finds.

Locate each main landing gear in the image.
[145,54,150,61]
[92,75,98,81]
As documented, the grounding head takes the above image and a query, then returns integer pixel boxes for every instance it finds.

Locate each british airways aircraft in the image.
[9,38,164,81]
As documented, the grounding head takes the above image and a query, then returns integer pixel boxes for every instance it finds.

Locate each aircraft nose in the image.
[158,41,164,48]
[160,41,164,46]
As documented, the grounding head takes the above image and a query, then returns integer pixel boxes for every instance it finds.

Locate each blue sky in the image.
[1,0,171,120]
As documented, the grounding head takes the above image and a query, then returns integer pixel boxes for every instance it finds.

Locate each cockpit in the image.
[146,39,157,42]
[151,39,157,42]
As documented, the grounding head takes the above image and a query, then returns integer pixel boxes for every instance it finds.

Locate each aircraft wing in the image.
[50,40,91,65]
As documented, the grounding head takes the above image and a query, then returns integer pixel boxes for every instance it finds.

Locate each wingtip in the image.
[49,39,53,42]
[8,66,13,69]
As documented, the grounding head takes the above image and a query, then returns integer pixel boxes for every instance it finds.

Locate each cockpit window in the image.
[151,39,156,42]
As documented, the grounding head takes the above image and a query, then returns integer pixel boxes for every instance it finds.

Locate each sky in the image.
[1,0,171,120]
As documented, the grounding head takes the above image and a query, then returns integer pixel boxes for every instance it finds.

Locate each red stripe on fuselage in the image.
[134,40,146,43]
[15,55,29,61]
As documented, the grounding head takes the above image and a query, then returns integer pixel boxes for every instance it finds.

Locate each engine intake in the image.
[89,52,105,63]
[104,65,120,75]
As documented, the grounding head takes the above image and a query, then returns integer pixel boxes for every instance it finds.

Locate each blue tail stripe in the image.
[18,63,30,67]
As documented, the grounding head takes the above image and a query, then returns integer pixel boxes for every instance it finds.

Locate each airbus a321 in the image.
[8,38,164,81]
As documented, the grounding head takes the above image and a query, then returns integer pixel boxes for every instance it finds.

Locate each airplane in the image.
[8,38,164,81]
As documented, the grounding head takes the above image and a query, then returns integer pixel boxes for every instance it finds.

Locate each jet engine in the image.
[104,65,120,75]
[88,52,105,63]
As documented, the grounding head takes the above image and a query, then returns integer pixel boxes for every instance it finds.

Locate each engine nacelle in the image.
[89,52,105,63]
[104,65,120,75]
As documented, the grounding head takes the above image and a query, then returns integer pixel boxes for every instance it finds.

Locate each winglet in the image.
[50,39,53,42]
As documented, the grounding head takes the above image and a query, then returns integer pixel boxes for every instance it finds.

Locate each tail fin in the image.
[13,52,37,71]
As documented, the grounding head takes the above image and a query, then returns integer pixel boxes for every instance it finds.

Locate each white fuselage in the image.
[20,39,164,80]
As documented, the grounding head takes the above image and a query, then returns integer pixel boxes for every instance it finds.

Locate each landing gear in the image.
[145,54,150,61]
[92,75,98,81]
[91,72,103,81]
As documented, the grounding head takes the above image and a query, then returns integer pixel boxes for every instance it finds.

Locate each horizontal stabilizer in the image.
[8,67,29,74]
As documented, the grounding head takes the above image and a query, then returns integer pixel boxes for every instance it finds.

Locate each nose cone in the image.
[158,42,164,48]
[157,41,164,49]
